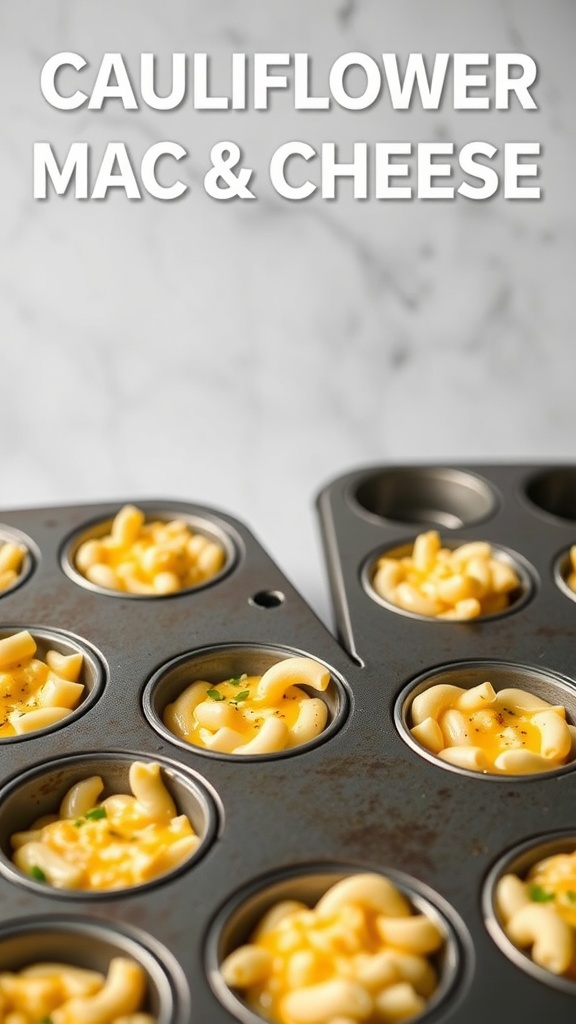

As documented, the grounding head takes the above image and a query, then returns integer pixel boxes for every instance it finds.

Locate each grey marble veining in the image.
[0,0,574,621]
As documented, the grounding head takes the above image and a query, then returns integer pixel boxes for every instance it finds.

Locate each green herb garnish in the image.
[85,807,107,821]
[231,690,250,704]
[206,688,225,701]
[74,818,85,828]
[40,1017,53,1024]
[566,890,576,903]
[528,884,555,903]
[30,865,47,882]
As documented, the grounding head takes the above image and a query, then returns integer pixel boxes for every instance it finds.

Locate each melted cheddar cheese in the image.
[163,658,330,755]
[528,852,576,931]
[11,765,199,892]
[221,873,445,1024]
[0,631,84,738]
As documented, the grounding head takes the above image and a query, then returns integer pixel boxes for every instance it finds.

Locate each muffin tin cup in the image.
[351,466,499,529]
[0,750,219,898]
[143,643,351,762]
[0,524,37,598]
[206,862,474,1024]
[483,831,576,995]
[554,546,576,606]
[0,913,191,1023]
[523,468,576,523]
[395,660,576,781]
[0,625,105,743]
[362,539,535,623]
[61,503,241,598]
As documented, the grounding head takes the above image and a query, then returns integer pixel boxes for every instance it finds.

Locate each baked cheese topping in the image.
[11,762,199,891]
[163,657,330,755]
[410,680,575,775]
[0,956,154,1023]
[74,504,225,594]
[0,630,84,738]
[221,873,445,1024]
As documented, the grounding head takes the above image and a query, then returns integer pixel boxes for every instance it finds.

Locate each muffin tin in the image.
[0,471,574,1023]
[315,463,576,1021]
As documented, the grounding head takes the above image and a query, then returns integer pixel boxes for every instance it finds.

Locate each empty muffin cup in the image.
[484,831,576,993]
[524,468,576,523]
[0,525,36,597]
[0,751,218,896]
[0,914,190,1022]
[364,535,533,622]
[351,468,497,529]
[0,626,104,741]
[62,504,238,597]
[396,661,576,779]
[207,863,470,1024]
[143,644,349,761]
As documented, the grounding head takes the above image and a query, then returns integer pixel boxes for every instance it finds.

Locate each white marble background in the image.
[0,0,574,621]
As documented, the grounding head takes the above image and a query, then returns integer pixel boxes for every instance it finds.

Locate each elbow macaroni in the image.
[74,505,225,595]
[0,631,85,738]
[495,849,576,978]
[163,657,330,755]
[220,873,445,1024]
[372,531,521,620]
[410,681,576,775]
[566,546,576,595]
[0,957,154,1023]
[0,538,26,592]
[11,761,200,891]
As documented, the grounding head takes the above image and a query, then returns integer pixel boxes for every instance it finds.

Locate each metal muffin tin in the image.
[315,463,576,1023]
[0,475,573,1023]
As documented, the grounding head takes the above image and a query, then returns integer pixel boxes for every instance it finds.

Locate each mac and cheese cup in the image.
[365,533,532,622]
[484,832,576,992]
[0,914,190,1023]
[396,661,576,779]
[143,645,349,761]
[207,864,469,1024]
[0,753,218,896]
[0,627,104,741]
[0,525,34,597]
[63,505,237,597]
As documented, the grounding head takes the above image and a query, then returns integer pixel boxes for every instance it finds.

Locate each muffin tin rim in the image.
[59,502,243,600]
[482,828,576,995]
[205,858,475,1024]
[0,910,192,1024]
[360,536,537,624]
[142,640,353,763]
[395,658,576,782]
[0,748,221,900]
[0,623,107,745]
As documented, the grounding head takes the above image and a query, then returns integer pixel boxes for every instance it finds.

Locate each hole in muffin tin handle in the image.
[249,590,285,609]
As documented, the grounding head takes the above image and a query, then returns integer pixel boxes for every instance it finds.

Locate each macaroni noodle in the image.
[410,681,576,775]
[495,849,576,978]
[11,761,200,891]
[0,538,26,592]
[0,957,155,1023]
[163,657,330,755]
[74,505,225,594]
[220,872,445,1024]
[372,531,521,620]
[0,630,85,738]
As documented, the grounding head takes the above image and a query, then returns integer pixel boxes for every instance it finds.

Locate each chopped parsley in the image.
[566,890,576,903]
[206,688,225,701]
[30,865,47,882]
[228,675,247,686]
[528,884,554,903]
[85,807,107,821]
[230,690,250,704]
